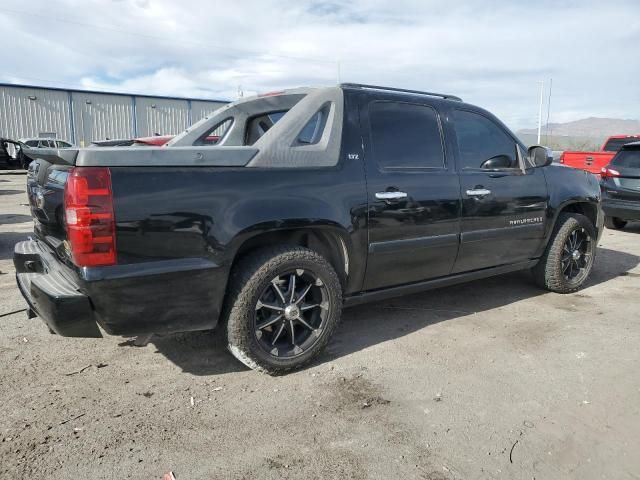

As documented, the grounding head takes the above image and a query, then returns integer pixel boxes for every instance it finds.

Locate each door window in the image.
[369,101,445,169]
[452,110,518,170]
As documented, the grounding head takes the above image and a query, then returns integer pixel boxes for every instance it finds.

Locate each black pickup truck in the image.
[15,83,603,374]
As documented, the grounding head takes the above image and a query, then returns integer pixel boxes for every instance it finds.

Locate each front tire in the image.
[224,246,342,374]
[532,213,596,293]
[604,216,627,230]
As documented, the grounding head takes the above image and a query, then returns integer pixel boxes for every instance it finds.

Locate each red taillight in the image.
[600,166,620,178]
[64,167,116,267]
[559,153,565,163]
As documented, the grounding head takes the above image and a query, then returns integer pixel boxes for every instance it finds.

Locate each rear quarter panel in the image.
[109,162,368,286]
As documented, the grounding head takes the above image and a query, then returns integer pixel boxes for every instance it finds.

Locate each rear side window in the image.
[297,108,328,145]
[612,149,640,168]
[603,138,640,152]
[452,110,517,170]
[194,118,233,146]
[369,101,445,169]
[245,111,287,146]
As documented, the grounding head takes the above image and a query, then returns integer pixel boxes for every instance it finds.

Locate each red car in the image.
[133,135,174,146]
[91,135,219,147]
[559,135,640,175]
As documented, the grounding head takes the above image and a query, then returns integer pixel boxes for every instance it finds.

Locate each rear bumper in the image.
[602,198,640,221]
[14,240,101,337]
[13,239,228,338]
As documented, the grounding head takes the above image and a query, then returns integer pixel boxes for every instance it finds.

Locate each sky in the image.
[1,0,639,131]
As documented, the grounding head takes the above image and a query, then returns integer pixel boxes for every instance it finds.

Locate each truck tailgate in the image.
[560,151,615,175]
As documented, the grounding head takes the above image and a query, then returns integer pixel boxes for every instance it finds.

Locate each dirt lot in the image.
[1,172,639,480]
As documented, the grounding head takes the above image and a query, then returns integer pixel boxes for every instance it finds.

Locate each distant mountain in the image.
[518,117,640,138]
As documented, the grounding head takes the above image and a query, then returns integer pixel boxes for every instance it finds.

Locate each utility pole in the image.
[545,78,553,142]
[537,80,544,144]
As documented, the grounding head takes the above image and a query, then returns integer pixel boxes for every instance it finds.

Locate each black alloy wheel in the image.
[561,227,593,282]
[532,212,597,293]
[254,269,329,358]
[224,246,342,374]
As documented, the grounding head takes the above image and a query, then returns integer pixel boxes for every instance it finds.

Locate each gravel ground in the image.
[1,172,639,480]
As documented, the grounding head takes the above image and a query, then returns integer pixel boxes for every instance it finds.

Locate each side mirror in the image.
[528,145,553,168]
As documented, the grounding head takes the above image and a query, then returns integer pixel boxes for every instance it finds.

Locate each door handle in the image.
[466,188,491,197]
[375,191,408,200]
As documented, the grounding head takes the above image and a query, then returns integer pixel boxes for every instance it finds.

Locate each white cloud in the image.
[1,0,639,130]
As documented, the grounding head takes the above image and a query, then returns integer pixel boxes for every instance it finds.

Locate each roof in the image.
[0,82,230,104]
[340,82,462,102]
[18,137,72,143]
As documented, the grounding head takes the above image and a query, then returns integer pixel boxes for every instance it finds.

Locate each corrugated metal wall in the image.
[135,97,190,137]
[72,92,134,147]
[191,100,225,122]
[0,84,227,145]
[0,86,72,141]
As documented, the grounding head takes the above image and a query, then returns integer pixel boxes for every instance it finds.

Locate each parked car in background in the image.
[559,134,640,175]
[600,142,640,229]
[91,135,174,147]
[20,138,74,149]
[90,139,138,147]
[91,135,219,148]
[16,138,74,169]
[0,138,24,169]
[15,84,603,374]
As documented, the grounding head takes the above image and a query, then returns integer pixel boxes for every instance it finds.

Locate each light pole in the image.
[537,80,544,144]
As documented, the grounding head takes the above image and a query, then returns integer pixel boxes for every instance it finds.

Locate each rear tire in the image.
[223,246,342,375]
[532,213,596,293]
[604,216,627,230]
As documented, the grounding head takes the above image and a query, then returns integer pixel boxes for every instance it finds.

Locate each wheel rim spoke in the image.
[271,322,286,345]
[271,279,287,304]
[568,261,574,278]
[289,274,297,302]
[288,319,296,345]
[295,314,315,331]
[300,303,320,311]
[257,301,283,312]
[295,284,313,305]
[257,314,283,330]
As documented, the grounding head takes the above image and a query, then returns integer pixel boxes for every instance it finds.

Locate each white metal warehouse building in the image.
[0,83,228,146]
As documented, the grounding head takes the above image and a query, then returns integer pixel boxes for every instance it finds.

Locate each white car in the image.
[19,138,74,148]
